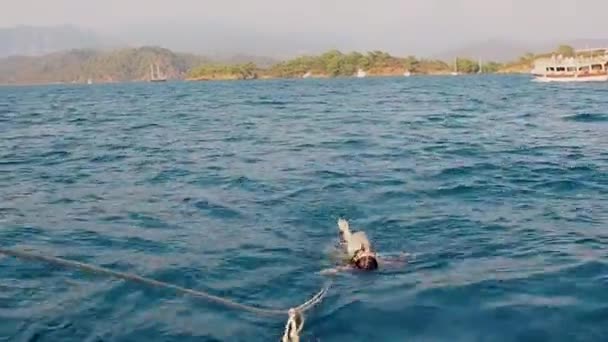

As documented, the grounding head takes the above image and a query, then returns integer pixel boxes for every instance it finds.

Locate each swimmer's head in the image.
[353,251,378,271]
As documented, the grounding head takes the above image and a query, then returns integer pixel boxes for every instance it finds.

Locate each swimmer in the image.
[320,218,407,275]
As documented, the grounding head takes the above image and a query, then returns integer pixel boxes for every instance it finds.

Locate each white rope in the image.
[281,308,304,342]
[0,247,331,340]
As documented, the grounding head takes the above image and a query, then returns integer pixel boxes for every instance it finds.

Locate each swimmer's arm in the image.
[378,252,410,268]
[319,265,352,276]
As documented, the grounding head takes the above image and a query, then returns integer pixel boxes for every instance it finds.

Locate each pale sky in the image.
[2,0,607,56]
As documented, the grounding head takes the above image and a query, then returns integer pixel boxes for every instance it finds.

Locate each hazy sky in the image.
[2,0,608,56]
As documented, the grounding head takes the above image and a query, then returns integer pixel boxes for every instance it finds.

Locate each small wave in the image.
[563,113,608,122]
[39,151,70,159]
[243,99,290,106]
[193,199,242,219]
[224,175,274,193]
[67,117,87,123]
[47,197,75,205]
[101,144,132,152]
[37,151,73,166]
[293,143,316,149]
[90,154,127,163]
[319,138,369,149]
[433,163,500,179]
[532,179,587,192]
[426,115,444,122]
[452,107,476,114]
[445,147,481,157]
[172,93,192,100]
[313,170,350,179]
[0,154,29,166]
[126,123,161,131]
[148,168,191,183]
[432,184,477,196]
[127,212,170,229]
[502,145,559,156]
[257,187,318,206]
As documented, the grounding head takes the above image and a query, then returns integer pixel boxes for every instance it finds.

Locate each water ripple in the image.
[1,76,608,341]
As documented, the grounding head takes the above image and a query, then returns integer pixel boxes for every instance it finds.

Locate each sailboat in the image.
[356,68,367,78]
[302,71,312,78]
[150,63,167,82]
[477,58,483,74]
[403,70,412,77]
[451,58,459,76]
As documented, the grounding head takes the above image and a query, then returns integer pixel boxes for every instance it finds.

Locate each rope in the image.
[282,308,304,342]
[0,247,330,340]
[281,281,330,341]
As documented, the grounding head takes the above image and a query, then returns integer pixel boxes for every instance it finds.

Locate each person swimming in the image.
[321,218,407,275]
[338,218,379,271]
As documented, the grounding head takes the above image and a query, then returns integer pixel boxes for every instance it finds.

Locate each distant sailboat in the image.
[478,58,483,74]
[87,78,93,85]
[404,70,411,77]
[451,58,459,76]
[150,63,167,82]
[302,71,312,78]
[356,68,367,78]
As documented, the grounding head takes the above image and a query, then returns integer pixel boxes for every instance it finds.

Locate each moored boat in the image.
[532,49,608,82]
[150,63,167,82]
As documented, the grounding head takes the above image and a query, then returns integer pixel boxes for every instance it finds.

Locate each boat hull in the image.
[533,74,608,82]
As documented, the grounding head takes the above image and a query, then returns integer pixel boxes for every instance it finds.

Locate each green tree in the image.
[325,57,342,76]
[402,56,419,71]
[482,62,503,73]
[456,58,479,74]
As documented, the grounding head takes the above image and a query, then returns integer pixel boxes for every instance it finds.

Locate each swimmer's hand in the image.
[319,266,352,276]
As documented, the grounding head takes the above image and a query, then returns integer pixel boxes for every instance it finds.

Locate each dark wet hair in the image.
[354,255,378,271]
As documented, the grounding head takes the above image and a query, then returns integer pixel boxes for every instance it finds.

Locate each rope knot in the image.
[282,308,304,342]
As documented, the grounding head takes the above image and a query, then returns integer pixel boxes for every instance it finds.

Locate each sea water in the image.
[1,75,607,341]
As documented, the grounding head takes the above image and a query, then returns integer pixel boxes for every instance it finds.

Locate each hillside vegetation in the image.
[0,44,586,84]
[0,47,207,84]
[265,50,493,77]
[187,63,258,80]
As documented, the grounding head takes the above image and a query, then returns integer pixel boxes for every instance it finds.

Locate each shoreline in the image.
[0,72,532,87]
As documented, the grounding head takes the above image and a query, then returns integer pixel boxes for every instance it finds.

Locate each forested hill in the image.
[0,44,583,84]
[0,47,207,84]
[183,50,503,80]
[0,47,497,84]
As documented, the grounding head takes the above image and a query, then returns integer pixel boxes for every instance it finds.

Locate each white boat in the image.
[150,63,167,82]
[404,70,411,77]
[532,48,608,82]
[87,78,93,85]
[533,74,608,82]
[356,68,367,78]
[302,71,312,78]
[451,57,460,75]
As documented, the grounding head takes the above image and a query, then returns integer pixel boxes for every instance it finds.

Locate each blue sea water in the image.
[1,75,608,341]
